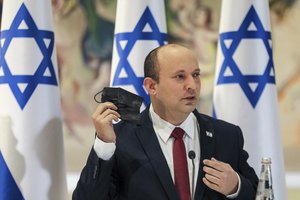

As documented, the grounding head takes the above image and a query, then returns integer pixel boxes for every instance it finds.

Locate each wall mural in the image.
[1,0,299,173]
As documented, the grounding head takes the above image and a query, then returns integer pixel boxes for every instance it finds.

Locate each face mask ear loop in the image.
[94,89,104,103]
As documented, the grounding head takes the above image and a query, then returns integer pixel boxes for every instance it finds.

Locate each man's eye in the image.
[193,72,200,78]
[176,74,185,79]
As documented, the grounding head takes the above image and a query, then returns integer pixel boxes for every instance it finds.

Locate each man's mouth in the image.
[183,96,196,101]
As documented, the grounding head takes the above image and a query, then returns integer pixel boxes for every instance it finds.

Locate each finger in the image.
[203,166,223,178]
[93,103,120,120]
[203,158,225,172]
[102,113,120,123]
[203,177,220,192]
[204,173,220,186]
[94,102,118,116]
[93,112,120,128]
[100,108,120,119]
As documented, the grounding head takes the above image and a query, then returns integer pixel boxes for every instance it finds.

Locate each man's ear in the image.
[144,77,157,95]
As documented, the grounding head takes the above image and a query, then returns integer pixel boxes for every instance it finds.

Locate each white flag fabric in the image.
[0,1,67,200]
[110,0,168,105]
[213,0,286,199]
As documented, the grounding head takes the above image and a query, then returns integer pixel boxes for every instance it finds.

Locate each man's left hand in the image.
[202,158,238,195]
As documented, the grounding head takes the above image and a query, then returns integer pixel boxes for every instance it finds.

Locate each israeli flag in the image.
[213,0,287,199]
[0,1,67,199]
[110,0,168,105]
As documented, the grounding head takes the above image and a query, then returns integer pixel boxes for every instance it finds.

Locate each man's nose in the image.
[185,75,197,90]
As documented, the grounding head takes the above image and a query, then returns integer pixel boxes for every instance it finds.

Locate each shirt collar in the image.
[149,104,195,143]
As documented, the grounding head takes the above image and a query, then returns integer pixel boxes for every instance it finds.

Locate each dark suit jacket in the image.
[73,109,258,200]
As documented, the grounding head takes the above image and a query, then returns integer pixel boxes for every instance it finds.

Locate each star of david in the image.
[112,6,168,105]
[216,6,275,108]
[0,3,58,109]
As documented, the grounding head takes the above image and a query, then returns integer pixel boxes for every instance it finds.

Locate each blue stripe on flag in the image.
[0,151,24,200]
[212,106,217,119]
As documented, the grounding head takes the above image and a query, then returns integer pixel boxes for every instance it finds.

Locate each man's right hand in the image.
[92,102,120,143]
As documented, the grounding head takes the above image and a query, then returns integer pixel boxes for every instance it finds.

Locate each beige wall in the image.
[50,0,300,198]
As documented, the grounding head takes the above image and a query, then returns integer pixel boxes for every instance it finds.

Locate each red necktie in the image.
[172,127,191,200]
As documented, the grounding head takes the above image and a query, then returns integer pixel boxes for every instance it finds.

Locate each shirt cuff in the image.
[93,137,116,160]
[226,172,241,199]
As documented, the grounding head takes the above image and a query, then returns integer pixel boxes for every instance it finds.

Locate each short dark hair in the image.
[144,46,161,83]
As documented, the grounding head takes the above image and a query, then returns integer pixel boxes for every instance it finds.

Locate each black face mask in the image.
[94,87,144,123]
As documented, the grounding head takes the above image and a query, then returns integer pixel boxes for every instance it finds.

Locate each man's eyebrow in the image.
[170,68,201,75]
[171,69,185,75]
[193,68,201,73]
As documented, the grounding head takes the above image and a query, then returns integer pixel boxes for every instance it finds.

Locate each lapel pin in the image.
[206,131,213,137]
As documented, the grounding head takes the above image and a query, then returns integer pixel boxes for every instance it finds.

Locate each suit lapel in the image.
[135,109,179,200]
[193,111,216,199]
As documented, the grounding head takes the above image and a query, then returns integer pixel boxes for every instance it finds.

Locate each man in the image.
[73,44,258,200]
